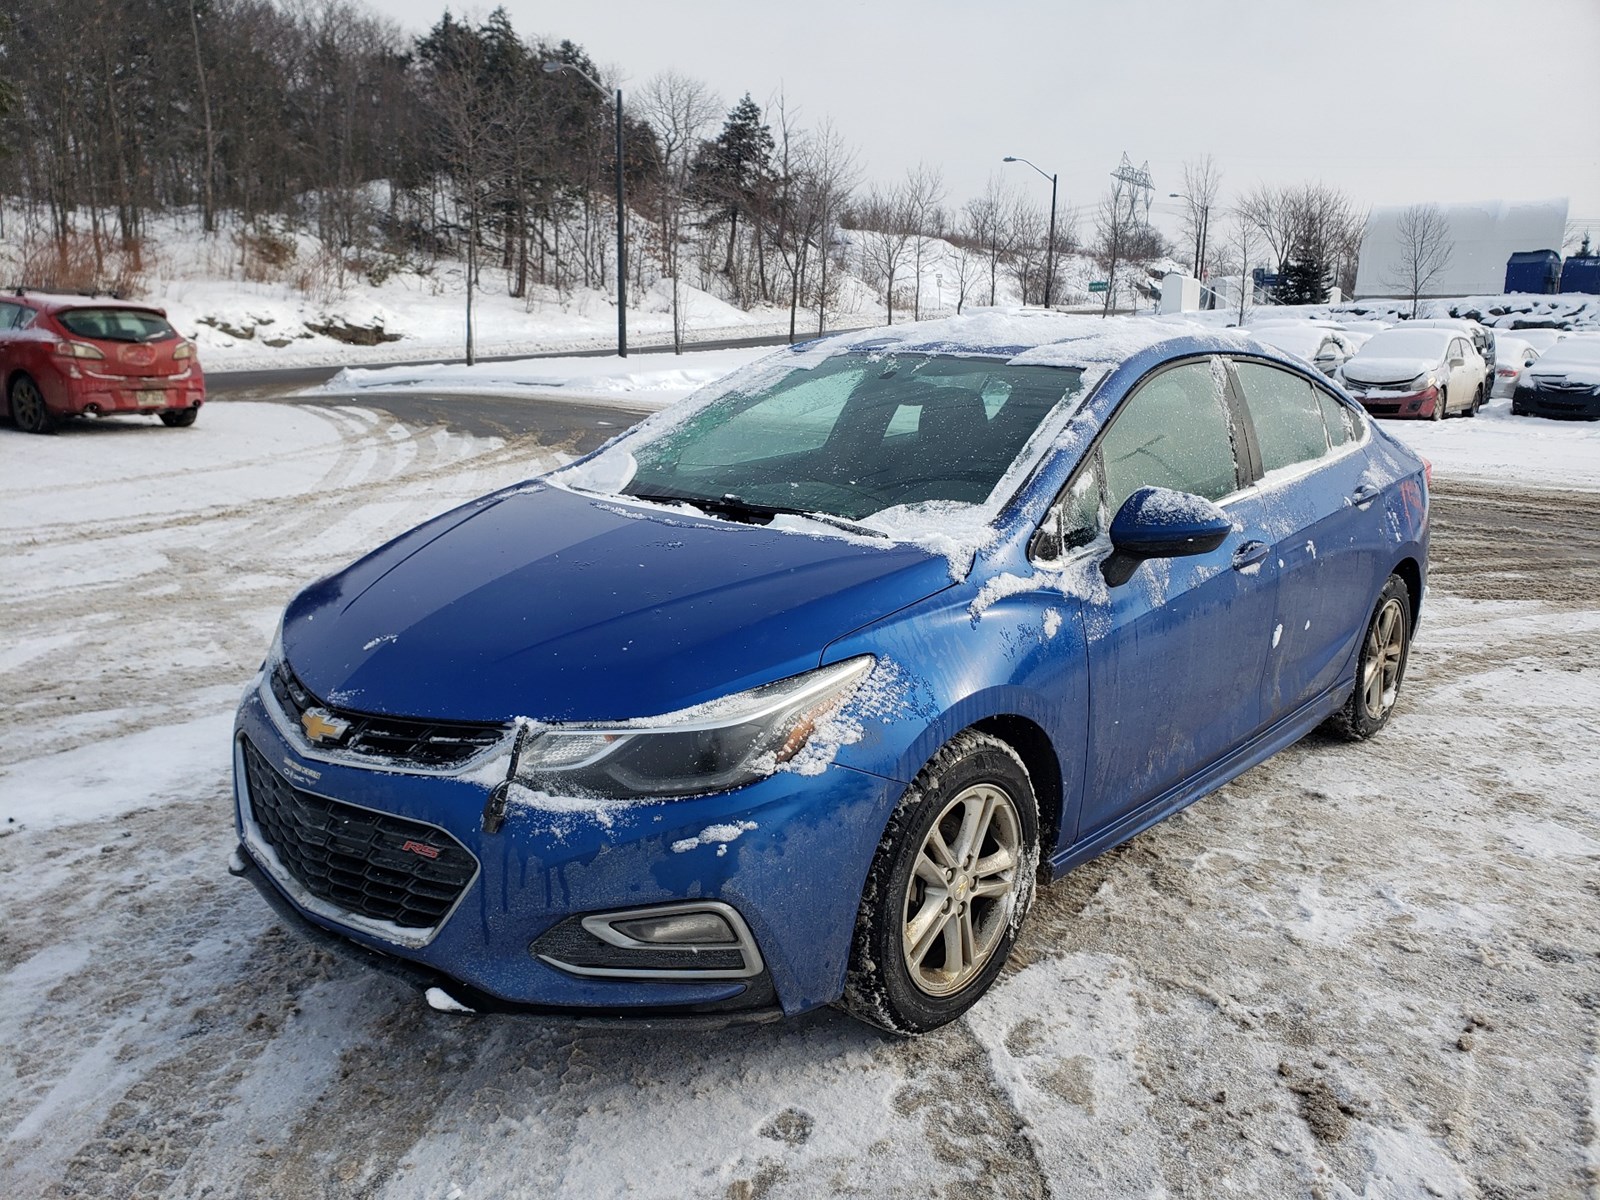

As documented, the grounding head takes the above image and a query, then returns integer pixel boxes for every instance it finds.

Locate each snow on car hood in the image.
[1342,356,1435,386]
[1525,345,1600,388]
[280,483,953,723]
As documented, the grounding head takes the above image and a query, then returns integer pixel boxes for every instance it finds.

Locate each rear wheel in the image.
[1327,574,1411,741]
[840,730,1039,1034]
[8,374,54,434]
[1466,385,1483,418]
[159,407,198,428]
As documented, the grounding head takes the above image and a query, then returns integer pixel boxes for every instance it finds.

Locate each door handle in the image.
[1232,540,1270,570]
[1350,483,1381,508]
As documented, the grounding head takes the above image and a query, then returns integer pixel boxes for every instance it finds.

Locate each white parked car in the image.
[1338,328,1489,420]
[1489,334,1541,399]
[1510,329,1567,355]
[1244,321,1359,377]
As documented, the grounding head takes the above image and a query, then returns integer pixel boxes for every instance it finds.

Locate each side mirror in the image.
[1103,487,1232,586]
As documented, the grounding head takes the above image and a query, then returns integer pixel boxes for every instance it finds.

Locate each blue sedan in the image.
[230,313,1429,1033]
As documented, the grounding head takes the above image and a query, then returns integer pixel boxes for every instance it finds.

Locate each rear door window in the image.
[1233,361,1331,474]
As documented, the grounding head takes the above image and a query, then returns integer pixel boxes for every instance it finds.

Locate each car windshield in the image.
[619,352,1086,522]
[56,307,177,343]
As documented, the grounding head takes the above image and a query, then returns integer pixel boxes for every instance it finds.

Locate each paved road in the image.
[205,328,833,400]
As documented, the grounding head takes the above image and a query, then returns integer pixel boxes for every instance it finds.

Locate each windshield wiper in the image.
[625,489,887,538]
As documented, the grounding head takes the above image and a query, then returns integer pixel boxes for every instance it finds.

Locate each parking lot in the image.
[2,398,1598,1199]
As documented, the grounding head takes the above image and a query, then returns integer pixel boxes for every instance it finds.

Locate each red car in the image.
[0,291,205,433]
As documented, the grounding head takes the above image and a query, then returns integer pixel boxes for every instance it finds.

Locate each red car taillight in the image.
[172,340,195,360]
[55,341,105,360]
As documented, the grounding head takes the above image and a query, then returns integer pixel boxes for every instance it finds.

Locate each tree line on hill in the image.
[0,1,1366,335]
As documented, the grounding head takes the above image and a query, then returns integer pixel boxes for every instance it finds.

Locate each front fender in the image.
[818,576,1090,859]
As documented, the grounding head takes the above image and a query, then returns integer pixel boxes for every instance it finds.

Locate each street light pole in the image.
[1004,156,1058,309]
[545,62,627,357]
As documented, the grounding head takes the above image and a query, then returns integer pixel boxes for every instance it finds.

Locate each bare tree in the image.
[1177,155,1222,278]
[1091,190,1146,316]
[1224,208,1260,325]
[853,184,914,325]
[638,70,720,351]
[902,162,944,321]
[964,176,1023,306]
[1385,203,1454,316]
[423,32,511,364]
[1238,181,1361,294]
[799,119,857,336]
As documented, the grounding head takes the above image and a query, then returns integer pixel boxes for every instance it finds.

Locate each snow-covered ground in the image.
[3,364,1600,1196]
[323,346,771,410]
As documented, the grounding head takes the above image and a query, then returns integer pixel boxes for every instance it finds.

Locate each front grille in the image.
[241,738,476,930]
[1362,402,1403,415]
[270,660,508,768]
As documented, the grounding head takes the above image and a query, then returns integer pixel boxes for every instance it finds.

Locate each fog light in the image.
[611,910,736,945]
[531,900,764,980]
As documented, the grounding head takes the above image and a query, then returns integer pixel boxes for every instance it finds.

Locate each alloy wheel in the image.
[1362,597,1406,719]
[11,377,50,433]
[900,782,1023,997]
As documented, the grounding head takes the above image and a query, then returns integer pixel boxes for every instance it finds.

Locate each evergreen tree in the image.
[692,94,775,274]
[1277,246,1330,305]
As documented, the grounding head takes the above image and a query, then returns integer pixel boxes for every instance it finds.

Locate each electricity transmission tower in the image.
[1111,152,1153,227]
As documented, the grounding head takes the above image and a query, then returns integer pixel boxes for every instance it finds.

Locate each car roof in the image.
[1357,327,1455,350]
[6,290,169,317]
[793,310,1269,375]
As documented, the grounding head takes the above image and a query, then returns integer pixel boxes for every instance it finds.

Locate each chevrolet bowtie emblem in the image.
[301,707,351,744]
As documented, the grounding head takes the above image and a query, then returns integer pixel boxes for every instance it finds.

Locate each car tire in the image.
[1327,574,1411,741]
[1432,385,1447,420]
[840,730,1039,1034]
[160,408,199,428]
[8,374,54,434]
[1466,385,1482,418]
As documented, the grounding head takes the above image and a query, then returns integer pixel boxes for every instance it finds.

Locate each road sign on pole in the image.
[1088,281,1109,293]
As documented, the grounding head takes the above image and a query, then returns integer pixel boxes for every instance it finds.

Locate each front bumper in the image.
[1346,386,1440,419]
[1512,384,1600,419]
[231,679,898,1017]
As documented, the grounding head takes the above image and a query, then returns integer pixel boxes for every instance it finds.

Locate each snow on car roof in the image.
[12,290,168,315]
[789,310,1228,368]
[1356,327,1456,354]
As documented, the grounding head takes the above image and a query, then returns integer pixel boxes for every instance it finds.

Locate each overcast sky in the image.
[383,0,1600,244]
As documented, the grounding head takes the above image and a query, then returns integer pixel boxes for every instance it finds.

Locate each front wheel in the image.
[840,730,1039,1034]
[1327,574,1412,740]
[1432,385,1447,420]
[8,374,54,434]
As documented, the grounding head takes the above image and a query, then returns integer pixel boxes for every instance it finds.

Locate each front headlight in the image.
[510,657,875,799]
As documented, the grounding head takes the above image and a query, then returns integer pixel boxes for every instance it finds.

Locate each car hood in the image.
[1342,356,1441,386]
[281,483,952,723]
[1526,360,1600,388]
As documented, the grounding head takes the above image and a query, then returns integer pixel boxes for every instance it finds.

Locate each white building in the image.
[1353,199,1568,299]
